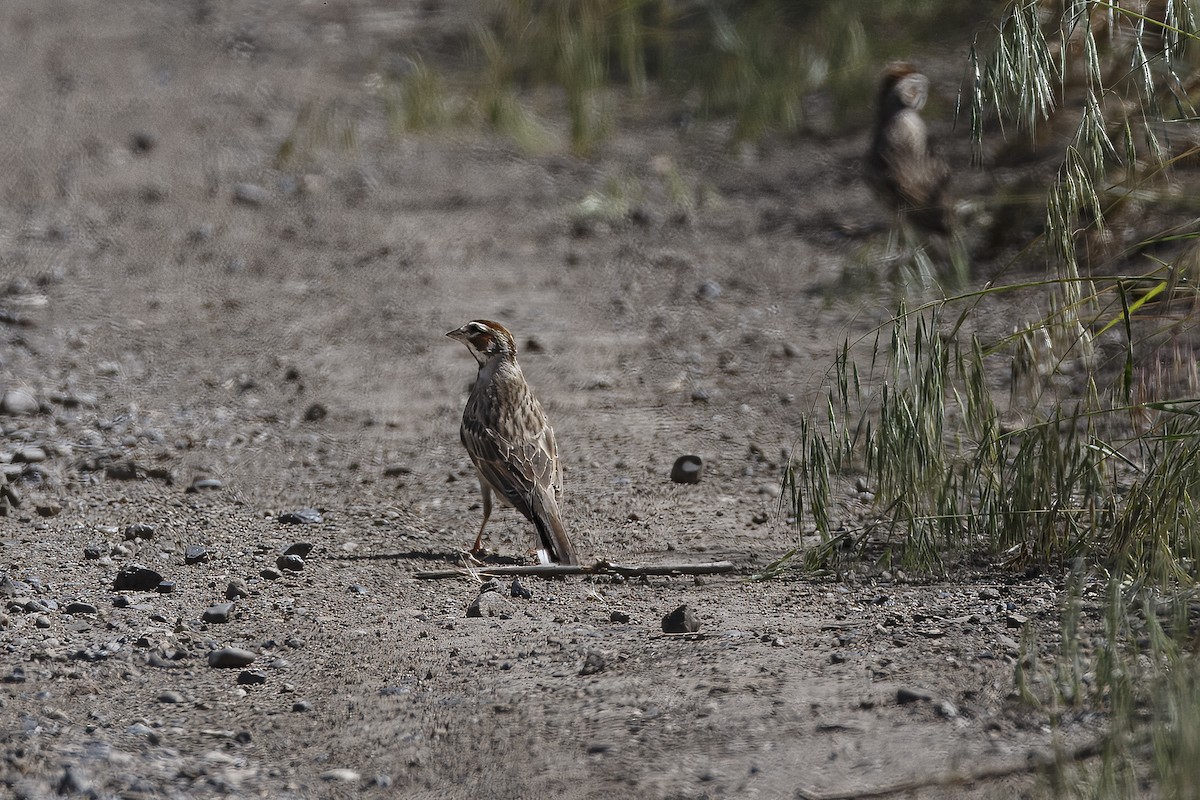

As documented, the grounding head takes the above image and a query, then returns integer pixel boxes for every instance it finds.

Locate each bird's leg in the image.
[471,479,492,554]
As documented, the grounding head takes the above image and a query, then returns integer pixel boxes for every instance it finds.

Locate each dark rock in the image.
[382,464,411,477]
[348,584,368,595]
[696,280,722,301]
[64,601,97,615]
[157,690,185,704]
[3,666,26,683]
[1006,613,1028,629]
[33,500,60,517]
[236,670,268,685]
[83,544,104,560]
[156,580,176,594]
[124,523,157,541]
[579,651,606,676]
[225,579,249,599]
[184,545,208,564]
[202,602,235,623]
[510,578,532,599]
[896,687,934,704]
[670,455,704,484]
[283,541,315,557]
[690,388,712,403]
[130,131,156,154]
[276,554,305,572]
[662,604,701,634]
[279,509,322,525]
[292,699,312,712]
[208,647,256,668]
[104,461,140,480]
[260,567,283,580]
[113,565,164,591]
[610,610,630,624]
[303,402,327,422]
[185,477,223,493]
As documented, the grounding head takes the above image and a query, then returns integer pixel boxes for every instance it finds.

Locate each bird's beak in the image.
[446,328,465,342]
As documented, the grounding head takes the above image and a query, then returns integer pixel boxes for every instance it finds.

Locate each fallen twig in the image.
[414,559,735,580]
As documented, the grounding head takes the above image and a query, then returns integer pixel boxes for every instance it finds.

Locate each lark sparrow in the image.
[447,320,580,565]
[865,62,952,235]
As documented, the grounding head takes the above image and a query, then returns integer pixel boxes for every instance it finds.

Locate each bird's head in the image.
[446,319,517,365]
[878,62,929,113]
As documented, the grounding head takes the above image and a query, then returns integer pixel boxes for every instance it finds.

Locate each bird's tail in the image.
[531,491,579,566]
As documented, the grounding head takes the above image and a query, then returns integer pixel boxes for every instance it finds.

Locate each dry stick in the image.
[793,737,1105,800]
[414,560,735,580]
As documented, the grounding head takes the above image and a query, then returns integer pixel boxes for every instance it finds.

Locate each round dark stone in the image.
[670,455,704,484]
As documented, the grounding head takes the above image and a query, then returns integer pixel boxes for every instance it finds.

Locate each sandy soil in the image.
[0,2,1099,798]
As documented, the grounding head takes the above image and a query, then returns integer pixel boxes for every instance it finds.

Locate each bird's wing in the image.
[461,411,558,520]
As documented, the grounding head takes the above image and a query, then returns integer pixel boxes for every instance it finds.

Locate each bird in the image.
[446,319,579,566]
[865,62,952,236]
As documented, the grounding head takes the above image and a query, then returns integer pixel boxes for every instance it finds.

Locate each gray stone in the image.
[579,651,606,676]
[202,603,235,623]
[232,183,269,206]
[208,647,256,668]
[225,579,249,599]
[184,545,208,564]
[124,523,157,541]
[157,690,185,704]
[467,591,513,619]
[279,509,322,525]
[1,389,39,416]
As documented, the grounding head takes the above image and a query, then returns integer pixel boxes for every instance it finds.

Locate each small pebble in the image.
[236,670,268,685]
[279,509,322,525]
[208,647,256,668]
[124,523,157,541]
[186,477,223,493]
[662,604,701,634]
[276,554,305,572]
[510,578,532,599]
[226,579,249,599]
[670,455,704,484]
[232,183,268,206]
[202,603,235,623]
[283,541,315,557]
[579,651,605,676]
[1,389,39,416]
[184,545,209,564]
[64,601,97,615]
[113,565,165,591]
[260,568,283,580]
[157,690,185,704]
[320,769,360,783]
[292,700,312,713]
[896,687,933,704]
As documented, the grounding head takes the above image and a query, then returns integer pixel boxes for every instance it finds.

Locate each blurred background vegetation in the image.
[374,0,995,153]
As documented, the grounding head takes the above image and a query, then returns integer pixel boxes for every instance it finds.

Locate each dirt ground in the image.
[0,2,1101,798]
